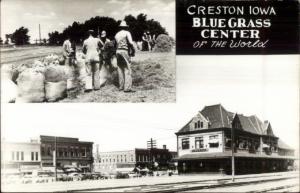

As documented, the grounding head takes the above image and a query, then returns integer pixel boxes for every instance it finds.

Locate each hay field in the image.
[1,46,176,103]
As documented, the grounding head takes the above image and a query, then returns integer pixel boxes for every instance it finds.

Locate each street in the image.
[2,171,298,192]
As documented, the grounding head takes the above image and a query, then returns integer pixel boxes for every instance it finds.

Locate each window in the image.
[41,145,45,156]
[36,152,38,161]
[47,146,51,156]
[209,142,219,148]
[11,152,14,161]
[209,135,218,140]
[31,152,34,161]
[209,135,219,148]
[81,148,86,157]
[182,138,190,149]
[21,152,24,161]
[195,137,204,149]
[194,121,203,129]
[16,152,20,161]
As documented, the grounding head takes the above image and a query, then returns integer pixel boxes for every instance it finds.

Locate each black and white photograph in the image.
[1,0,175,103]
[1,55,299,192]
[1,0,299,192]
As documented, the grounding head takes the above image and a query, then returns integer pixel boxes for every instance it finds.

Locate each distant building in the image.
[1,139,41,174]
[94,146,177,174]
[175,104,295,174]
[40,135,93,172]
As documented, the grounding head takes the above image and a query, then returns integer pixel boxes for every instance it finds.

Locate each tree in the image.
[124,14,167,41]
[48,31,63,45]
[48,14,168,44]
[11,27,30,45]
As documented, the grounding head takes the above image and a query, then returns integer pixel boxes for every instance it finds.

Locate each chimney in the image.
[163,145,167,149]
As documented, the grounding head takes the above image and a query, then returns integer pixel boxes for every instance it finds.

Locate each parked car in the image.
[57,173,72,181]
[116,172,129,179]
[68,173,82,181]
[128,172,141,178]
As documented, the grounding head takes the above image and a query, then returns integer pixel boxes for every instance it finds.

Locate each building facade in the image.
[40,135,93,172]
[176,104,295,174]
[1,140,41,174]
[94,146,177,174]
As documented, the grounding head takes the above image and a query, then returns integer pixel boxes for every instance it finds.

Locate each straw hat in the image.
[119,20,128,27]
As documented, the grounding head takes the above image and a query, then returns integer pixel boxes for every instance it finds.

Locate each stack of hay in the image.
[153,34,173,52]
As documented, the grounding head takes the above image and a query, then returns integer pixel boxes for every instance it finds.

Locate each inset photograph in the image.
[0,0,175,103]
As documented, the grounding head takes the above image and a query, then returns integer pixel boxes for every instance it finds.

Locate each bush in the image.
[153,34,172,52]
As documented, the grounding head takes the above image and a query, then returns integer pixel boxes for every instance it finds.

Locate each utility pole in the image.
[54,136,57,181]
[147,138,157,170]
[231,124,235,182]
[39,24,41,45]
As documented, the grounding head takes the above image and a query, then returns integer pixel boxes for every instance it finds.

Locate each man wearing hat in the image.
[62,36,76,90]
[82,30,101,91]
[99,30,112,87]
[114,20,135,92]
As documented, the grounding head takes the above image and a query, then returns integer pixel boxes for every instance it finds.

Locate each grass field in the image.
[1,46,175,103]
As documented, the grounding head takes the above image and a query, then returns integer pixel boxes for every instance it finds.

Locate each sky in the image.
[1,0,175,42]
[1,55,299,153]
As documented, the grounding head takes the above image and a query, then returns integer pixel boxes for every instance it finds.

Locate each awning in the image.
[115,167,135,173]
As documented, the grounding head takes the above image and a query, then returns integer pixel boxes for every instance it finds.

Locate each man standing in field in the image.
[99,30,111,87]
[115,21,135,92]
[82,30,101,92]
[62,36,76,90]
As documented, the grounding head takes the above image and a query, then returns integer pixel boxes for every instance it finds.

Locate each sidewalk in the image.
[1,171,299,192]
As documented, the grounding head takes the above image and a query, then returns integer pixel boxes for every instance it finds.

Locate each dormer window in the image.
[194,120,204,129]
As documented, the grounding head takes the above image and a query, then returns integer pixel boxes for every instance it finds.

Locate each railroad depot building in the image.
[1,139,41,174]
[94,146,177,174]
[40,135,93,172]
[175,104,295,175]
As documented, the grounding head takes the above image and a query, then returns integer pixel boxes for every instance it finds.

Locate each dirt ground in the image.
[1,46,176,103]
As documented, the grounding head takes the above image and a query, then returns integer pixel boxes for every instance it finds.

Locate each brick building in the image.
[40,135,93,172]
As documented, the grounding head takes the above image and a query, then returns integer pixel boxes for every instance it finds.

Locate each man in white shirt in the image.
[62,36,76,90]
[115,21,135,92]
[82,30,101,91]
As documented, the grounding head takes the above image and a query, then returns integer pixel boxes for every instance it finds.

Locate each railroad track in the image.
[74,173,299,193]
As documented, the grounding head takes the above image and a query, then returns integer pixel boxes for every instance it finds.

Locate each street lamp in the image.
[231,124,235,182]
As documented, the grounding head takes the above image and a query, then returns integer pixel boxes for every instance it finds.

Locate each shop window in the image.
[195,137,204,149]
[36,152,38,161]
[11,152,14,161]
[182,138,190,150]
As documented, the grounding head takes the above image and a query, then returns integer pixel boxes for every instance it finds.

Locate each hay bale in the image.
[45,81,67,102]
[1,78,17,103]
[153,34,172,52]
[44,65,67,82]
[16,68,45,103]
